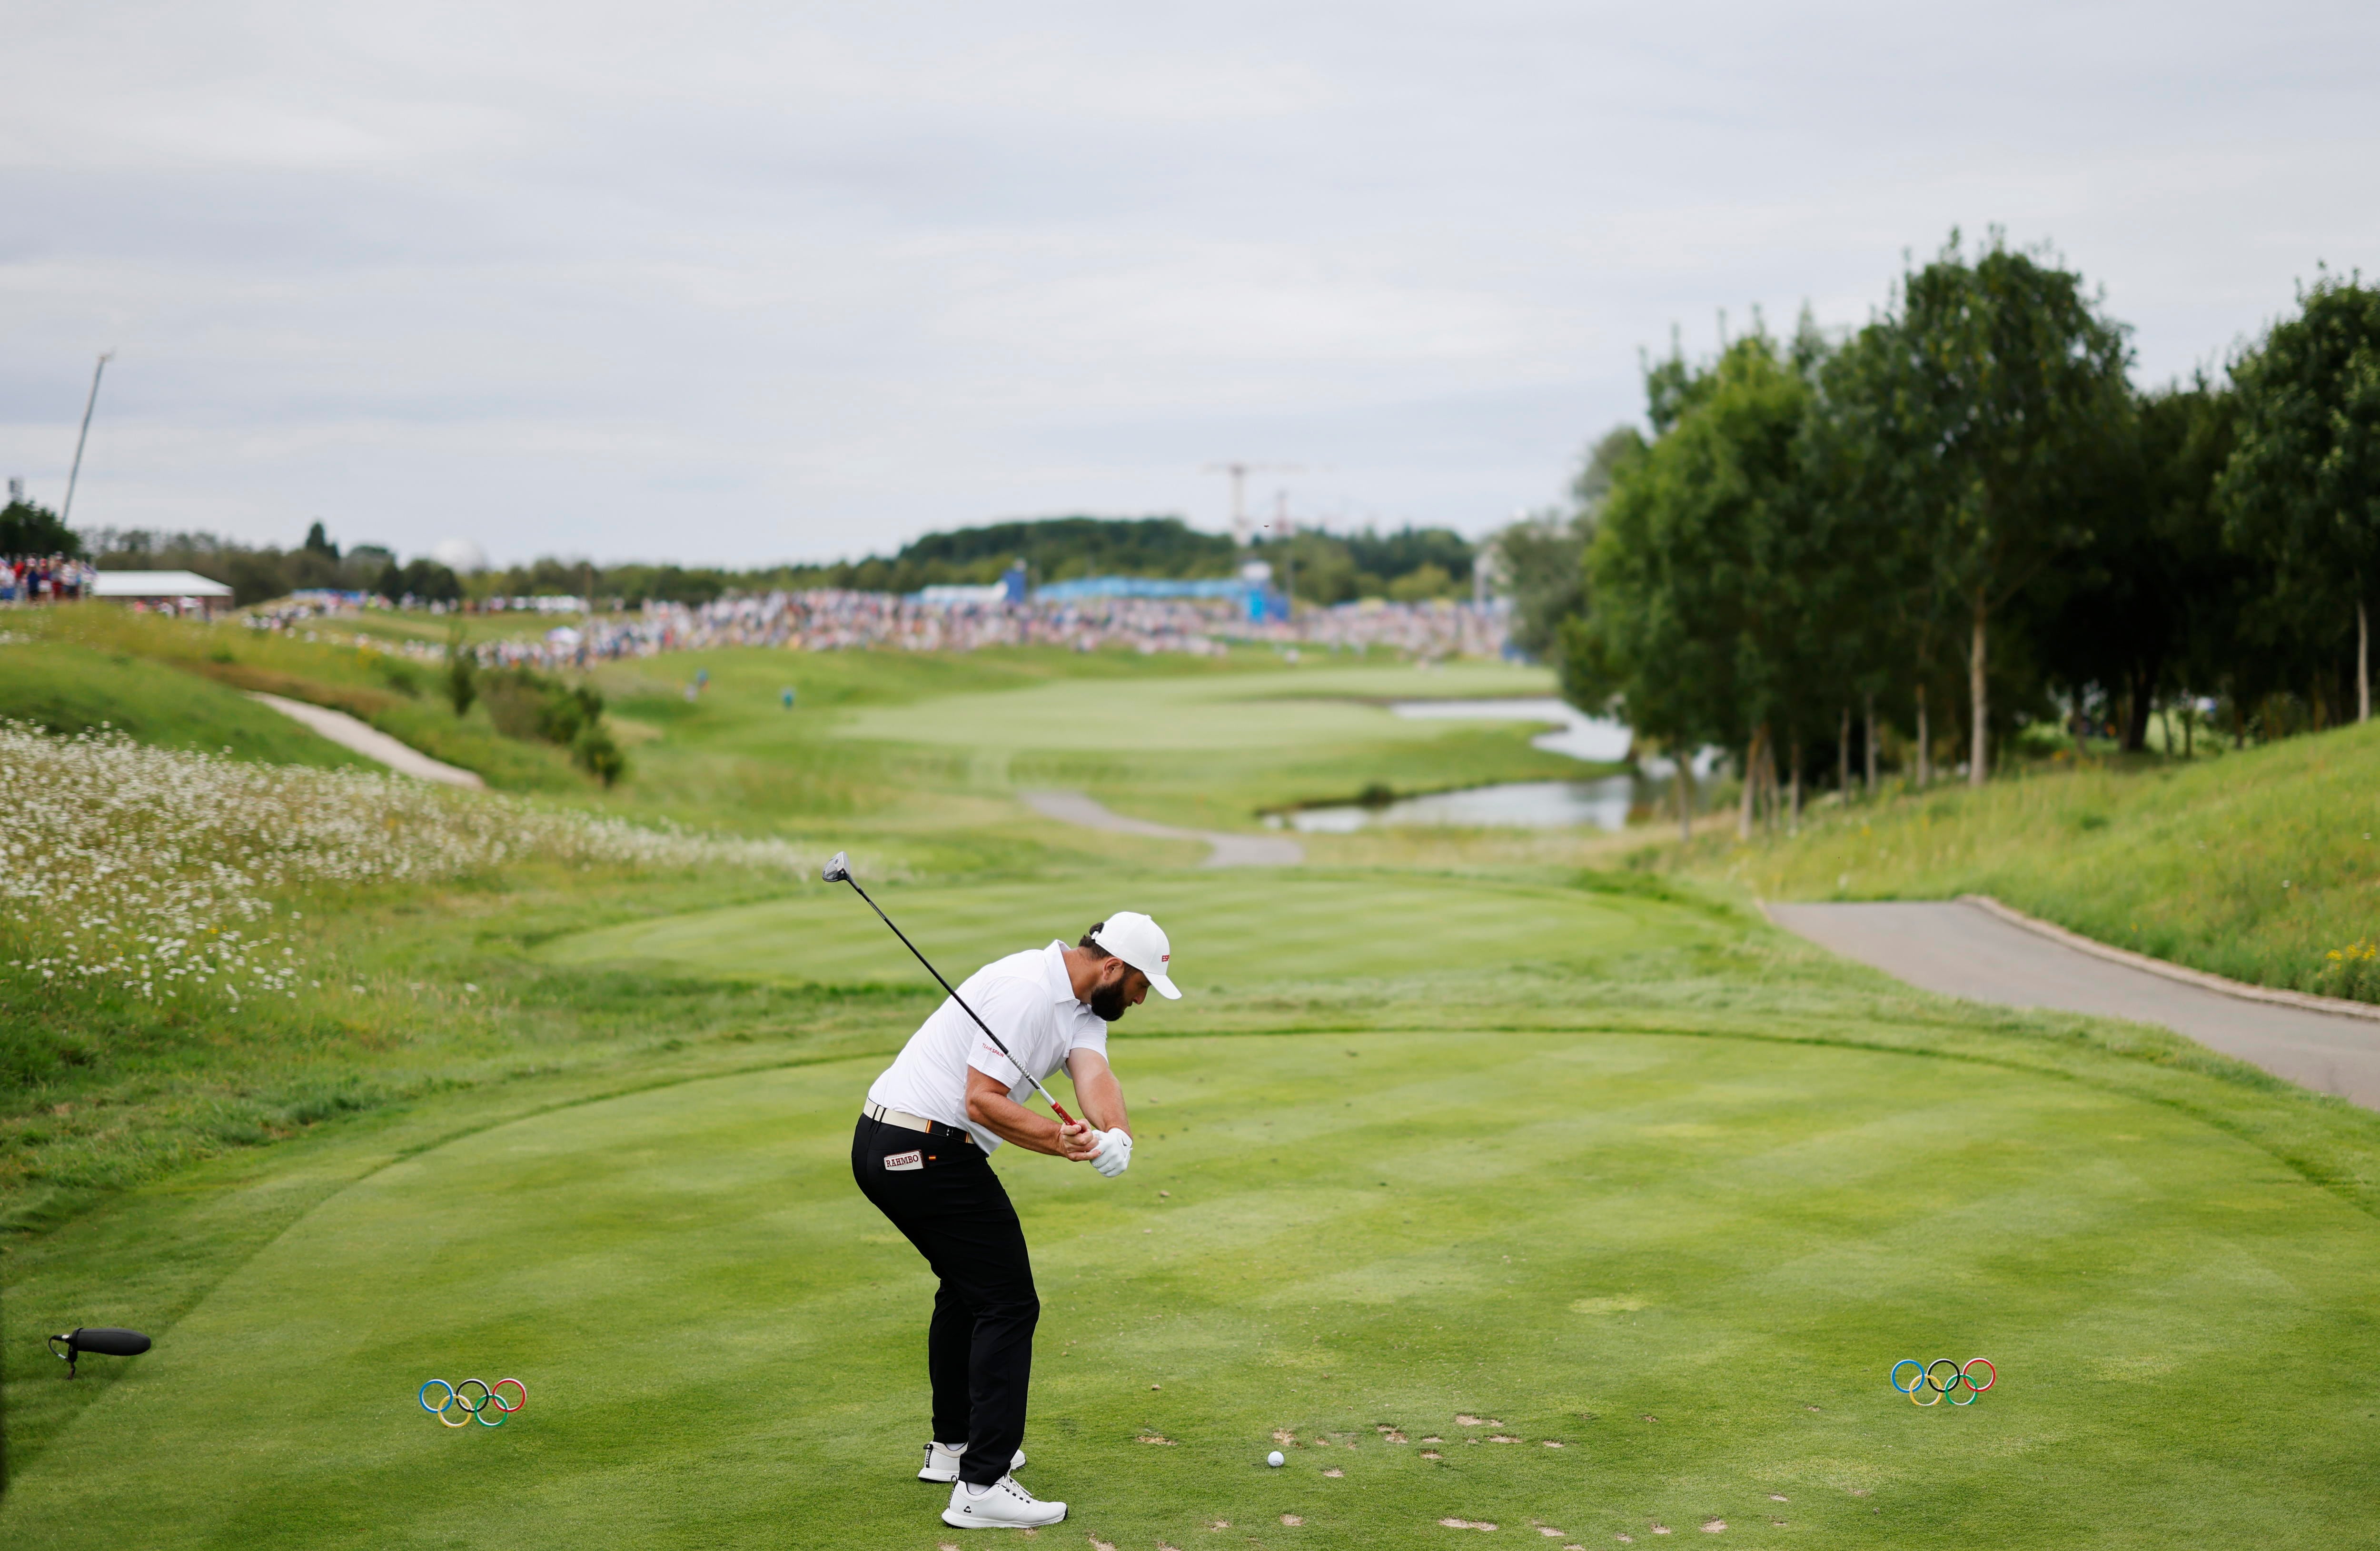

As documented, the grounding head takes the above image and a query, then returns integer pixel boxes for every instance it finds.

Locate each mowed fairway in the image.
[10,880,2380,1547]
[534,872,1693,993]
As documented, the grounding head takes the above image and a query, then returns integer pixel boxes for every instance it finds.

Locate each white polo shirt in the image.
[865,941,1111,1153]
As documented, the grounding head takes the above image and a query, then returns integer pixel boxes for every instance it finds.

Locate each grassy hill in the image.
[1686,724,2380,1001]
[0,637,376,769]
[15,607,593,791]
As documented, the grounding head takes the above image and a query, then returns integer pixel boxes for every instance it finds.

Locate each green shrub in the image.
[480,667,620,784]
[572,723,627,787]
[370,656,422,697]
[444,641,476,717]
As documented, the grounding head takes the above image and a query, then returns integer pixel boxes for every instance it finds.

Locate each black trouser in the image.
[852,1114,1039,1487]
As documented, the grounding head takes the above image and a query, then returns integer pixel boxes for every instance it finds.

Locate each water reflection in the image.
[1386,698,1633,762]
[1287,773,1693,834]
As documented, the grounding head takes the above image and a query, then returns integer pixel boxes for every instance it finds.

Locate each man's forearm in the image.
[1074,1070,1130,1136]
[965,1089,1072,1156]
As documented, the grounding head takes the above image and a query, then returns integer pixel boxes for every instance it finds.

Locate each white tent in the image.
[91,571,235,616]
[90,570,234,600]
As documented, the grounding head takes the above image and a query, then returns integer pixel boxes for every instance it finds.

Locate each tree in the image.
[1495,427,1644,660]
[0,499,81,557]
[1800,320,1949,785]
[377,557,464,605]
[1568,330,1822,837]
[2027,377,2244,752]
[2218,274,2380,721]
[444,630,478,718]
[1842,233,2132,784]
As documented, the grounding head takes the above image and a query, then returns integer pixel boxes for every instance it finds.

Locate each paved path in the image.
[248,693,486,788]
[1020,789,1302,867]
[1770,899,2380,1108]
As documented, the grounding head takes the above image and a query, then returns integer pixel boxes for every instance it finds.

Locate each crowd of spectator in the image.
[470,590,1510,670]
[1,556,97,604]
[237,586,1513,672]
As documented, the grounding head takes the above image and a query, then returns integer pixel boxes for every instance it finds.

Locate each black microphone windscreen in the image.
[71,1328,151,1356]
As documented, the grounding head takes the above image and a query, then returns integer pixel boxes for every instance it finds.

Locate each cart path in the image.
[1769,899,2380,1109]
[248,693,486,788]
[1020,789,1303,867]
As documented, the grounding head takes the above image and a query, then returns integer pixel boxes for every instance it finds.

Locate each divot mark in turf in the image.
[1281,1514,1304,1526]
[1767,1495,1787,1502]
[1699,1522,1726,1534]
[1089,1537,1118,1551]
[1208,1521,1230,1531]
[1651,1526,1671,1536]
[1456,1414,1502,1427]
[1274,1428,1297,1445]
[1437,1518,1497,1531]
[1421,1451,1444,1460]
[1489,1434,1520,1443]
[1542,1440,1565,1447]
[1324,1468,1344,1477]
[1378,1426,1408,1442]
[1420,1435,1444,1443]
[1137,1433,1176,1445]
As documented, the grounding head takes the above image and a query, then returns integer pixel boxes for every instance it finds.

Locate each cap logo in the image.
[1160,954,1169,963]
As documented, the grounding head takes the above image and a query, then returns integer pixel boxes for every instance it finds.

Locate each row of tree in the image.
[68,514,1483,610]
[1503,231,2380,833]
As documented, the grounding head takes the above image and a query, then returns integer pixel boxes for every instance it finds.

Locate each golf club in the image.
[823,851,1080,1128]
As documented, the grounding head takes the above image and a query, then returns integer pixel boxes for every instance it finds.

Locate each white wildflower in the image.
[0,722,812,1002]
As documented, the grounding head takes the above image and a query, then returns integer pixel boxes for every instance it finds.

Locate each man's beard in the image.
[1090,979,1130,1022]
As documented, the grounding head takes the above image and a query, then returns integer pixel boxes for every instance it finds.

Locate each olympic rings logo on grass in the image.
[420,1377,527,1428]
[1891,1357,1994,1406]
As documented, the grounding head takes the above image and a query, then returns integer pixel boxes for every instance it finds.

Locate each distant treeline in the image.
[77,513,1481,609]
[1497,229,2380,820]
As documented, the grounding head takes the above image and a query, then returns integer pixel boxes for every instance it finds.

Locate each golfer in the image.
[853,912,1178,1531]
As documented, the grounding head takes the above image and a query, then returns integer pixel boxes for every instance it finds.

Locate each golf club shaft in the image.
[837,875,1079,1128]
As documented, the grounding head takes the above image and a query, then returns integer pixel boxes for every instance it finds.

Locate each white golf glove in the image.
[1089,1128,1132,1178]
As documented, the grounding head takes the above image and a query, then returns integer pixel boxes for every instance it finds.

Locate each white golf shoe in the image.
[919,1441,1026,1483]
[941,1474,1066,1529]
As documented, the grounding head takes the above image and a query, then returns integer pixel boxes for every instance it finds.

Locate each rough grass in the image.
[1692,723,2380,999]
[20,607,584,790]
[0,638,374,768]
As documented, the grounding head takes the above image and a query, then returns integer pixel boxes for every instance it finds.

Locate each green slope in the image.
[0,639,373,769]
[1698,722,2380,1001]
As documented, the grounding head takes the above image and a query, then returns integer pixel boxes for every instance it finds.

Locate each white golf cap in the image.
[1095,911,1180,999]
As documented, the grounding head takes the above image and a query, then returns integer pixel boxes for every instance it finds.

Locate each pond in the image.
[1274,699,1719,833]
[1284,775,1649,832]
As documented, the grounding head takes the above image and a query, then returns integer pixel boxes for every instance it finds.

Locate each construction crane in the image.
[60,352,113,526]
[1202,461,1301,547]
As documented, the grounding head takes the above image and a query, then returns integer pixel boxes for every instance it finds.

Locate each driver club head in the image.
[822,851,851,884]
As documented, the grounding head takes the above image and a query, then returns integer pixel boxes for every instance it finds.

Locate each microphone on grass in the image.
[49,1327,151,1379]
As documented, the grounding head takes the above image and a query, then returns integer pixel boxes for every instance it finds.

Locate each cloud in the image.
[1,0,2375,562]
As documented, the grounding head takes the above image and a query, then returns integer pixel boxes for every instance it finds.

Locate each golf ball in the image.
[1267,1451,1285,1468]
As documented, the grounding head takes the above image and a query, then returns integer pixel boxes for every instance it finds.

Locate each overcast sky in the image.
[3,1,2375,567]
